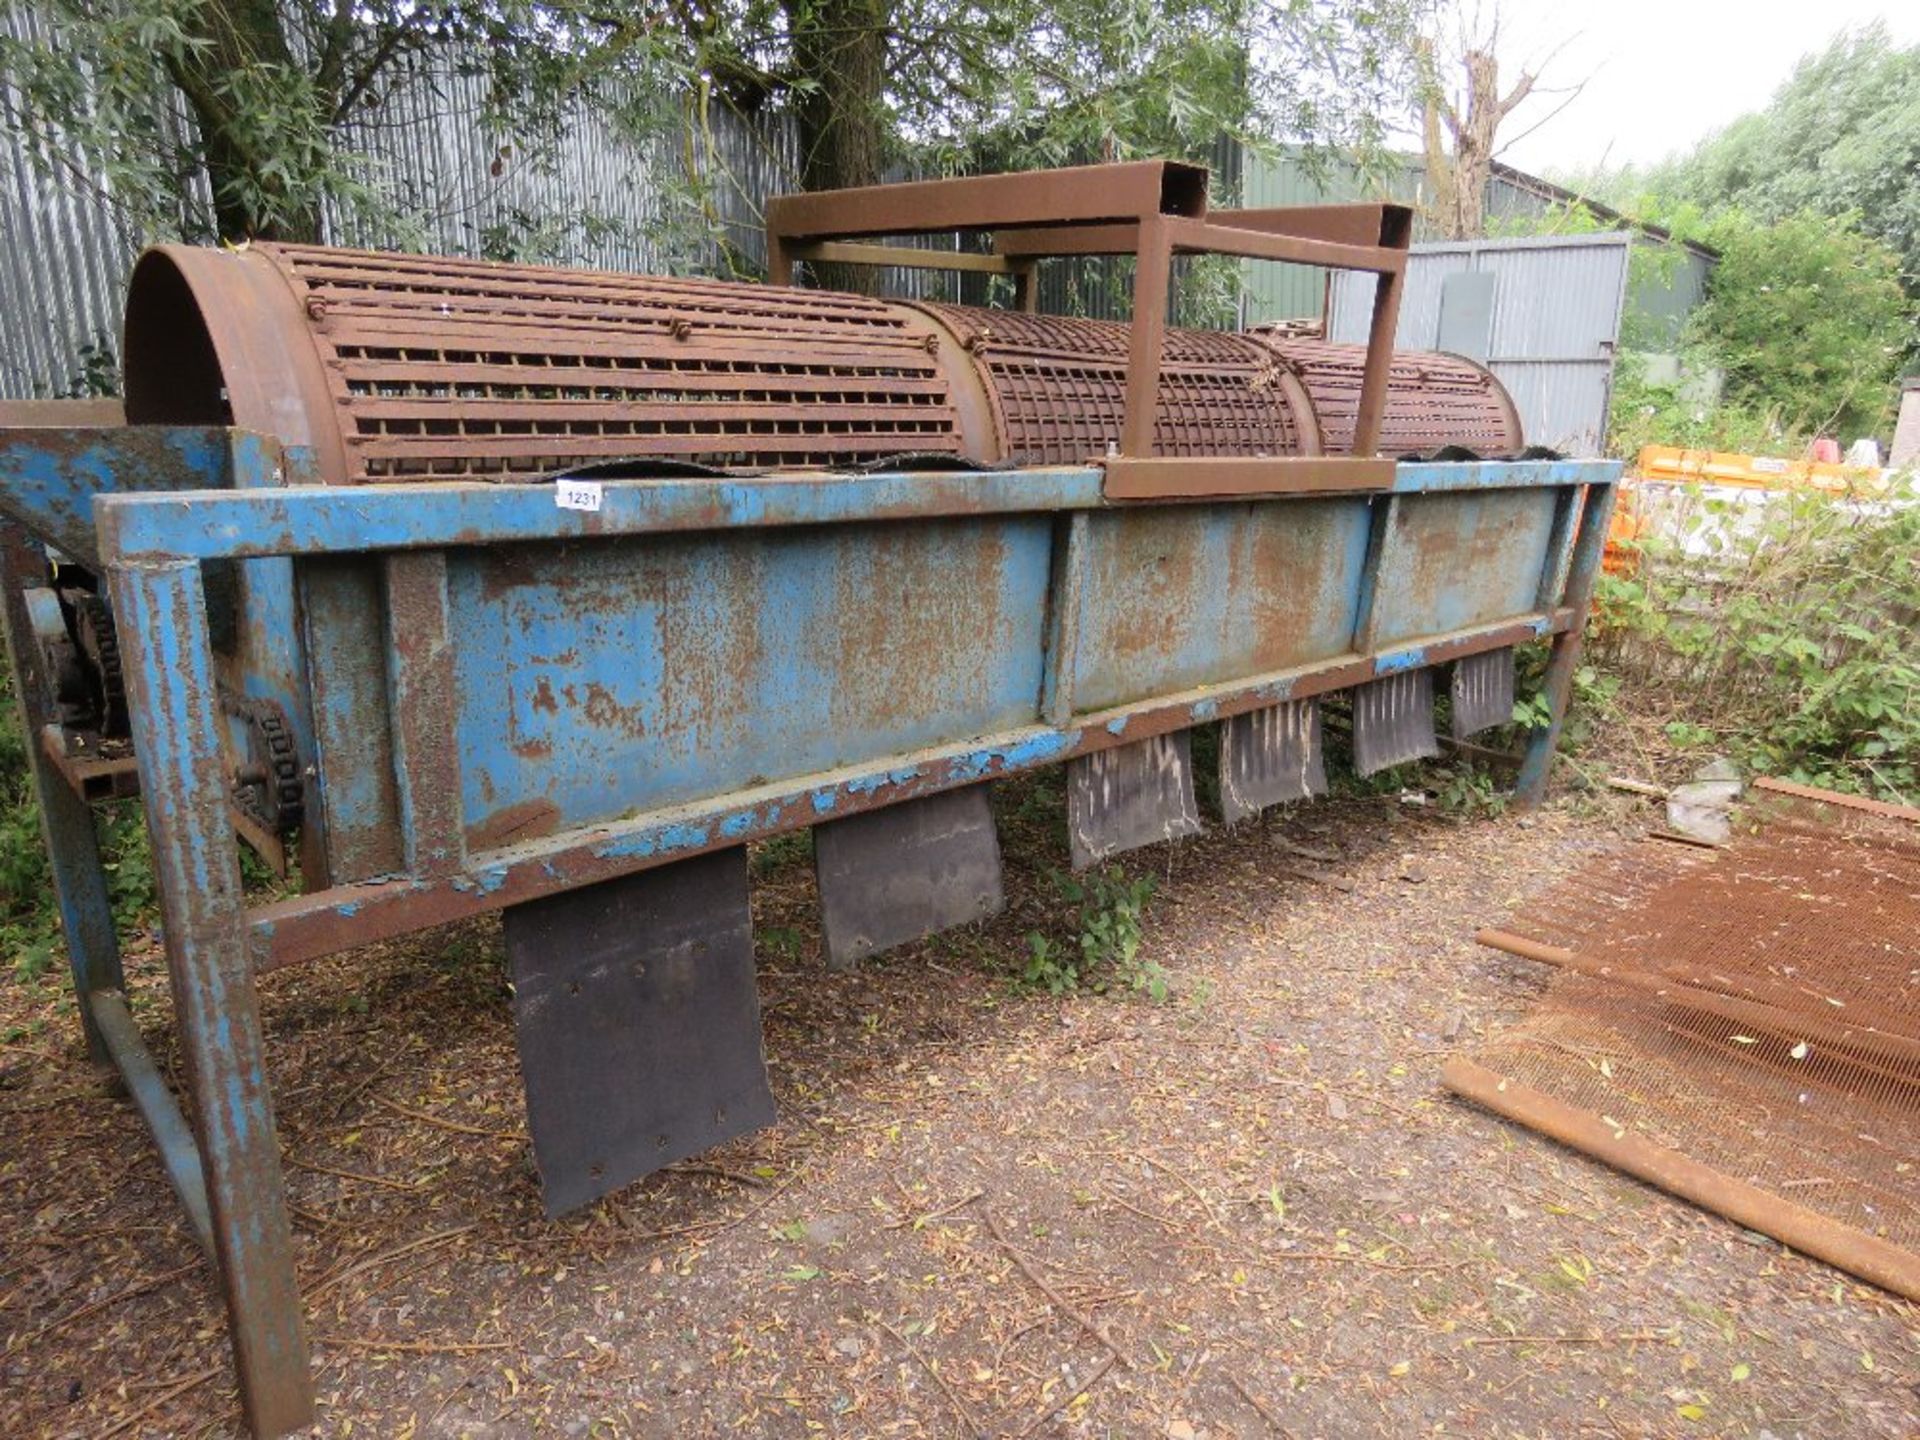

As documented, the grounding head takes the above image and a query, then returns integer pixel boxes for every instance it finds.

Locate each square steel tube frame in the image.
[763,162,1412,481]
[3,436,1617,1436]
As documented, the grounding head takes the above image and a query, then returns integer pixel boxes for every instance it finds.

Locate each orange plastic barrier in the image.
[1603,446,1892,575]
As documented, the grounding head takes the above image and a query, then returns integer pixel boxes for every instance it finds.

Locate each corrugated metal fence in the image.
[1241,150,1713,354]
[0,7,802,400]
[1,5,1242,401]
[1327,232,1632,456]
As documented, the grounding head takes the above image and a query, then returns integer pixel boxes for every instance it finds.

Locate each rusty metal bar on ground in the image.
[1753,775,1920,823]
[1444,1057,1920,1302]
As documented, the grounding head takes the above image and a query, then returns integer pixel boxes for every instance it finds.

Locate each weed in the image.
[1594,484,1919,799]
[1432,765,1508,818]
[757,924,805,961]
[1020,866,1165,1001]
[749,829,813,877]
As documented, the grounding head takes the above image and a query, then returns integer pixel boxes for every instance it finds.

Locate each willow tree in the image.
[0,0,621,243]
[3,0,1428,252]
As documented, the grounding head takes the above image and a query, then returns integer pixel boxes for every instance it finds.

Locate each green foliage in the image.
[1021,866,1164,1001]
[1430,764,1506,819]
[1599,205,1914,454]
[1688,211,1911,438]
[1575,26,1920,445]
[5,0,1432,252]
[902,0,1427,179]
[59,336,122,400]
[0,1,656,244]
[1634,24,1920,294]
[1595,486,1920,801]
[1509,644,1618,760]
[0,670,154,985]
[1606,348,1793,460]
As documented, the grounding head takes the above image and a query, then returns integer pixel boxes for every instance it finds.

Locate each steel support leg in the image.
[0,522,123,1057]
[1516,483,1618,808]
[107,558,313,1438]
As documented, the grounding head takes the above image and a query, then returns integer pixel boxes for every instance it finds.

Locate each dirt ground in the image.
[2,780,1915,1439]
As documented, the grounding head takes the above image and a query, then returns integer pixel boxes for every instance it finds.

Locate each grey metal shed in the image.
[1325,232,1631,457]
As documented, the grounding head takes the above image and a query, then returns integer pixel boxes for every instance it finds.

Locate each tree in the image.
[1688,210,1910,439]
[2,0,1430,257]
[0,1,628,244]
[1633,24,1920,289]
[1414,6,1583,239]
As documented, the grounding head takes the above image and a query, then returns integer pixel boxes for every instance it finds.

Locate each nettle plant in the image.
[1595,482,1920,800]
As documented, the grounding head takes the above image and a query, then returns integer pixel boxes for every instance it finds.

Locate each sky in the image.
[1449,0,1920,177]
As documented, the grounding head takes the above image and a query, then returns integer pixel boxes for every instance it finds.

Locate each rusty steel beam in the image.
[1752,776,1920,823]
[992,202,1411,259]
[39,726,141,802]
[0,397,126,427]
[86,988,214,1252]
[108,556,312,1435]
[1121,213,1175,458]
[0,523,125,1058]
[788,240,1021,274]
[1444,1056,1920,1302]
[1351,206,1413,455]
[1516,482,1617,806]
[765,160,1209,261]
[1101,456,1394,500]
[1162,216,1405,274]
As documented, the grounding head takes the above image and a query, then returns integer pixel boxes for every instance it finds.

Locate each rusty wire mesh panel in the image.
[915,304,1319,465]
[1462,820,1920,1290]
[1253,334,1525,456]
[264,245,969,479]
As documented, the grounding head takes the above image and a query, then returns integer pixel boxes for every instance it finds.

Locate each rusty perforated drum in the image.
[905,303,1322,465]
[1248,332,1523,457]
[124,244,981,480]
[123,243,1521,481]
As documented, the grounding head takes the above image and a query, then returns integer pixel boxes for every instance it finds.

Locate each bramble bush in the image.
[1591,484,1919,800]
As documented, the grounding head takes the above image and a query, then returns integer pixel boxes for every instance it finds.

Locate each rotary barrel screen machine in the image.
[0,161,1618,1434]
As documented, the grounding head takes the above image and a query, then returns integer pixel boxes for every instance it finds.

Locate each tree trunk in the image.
[1422,46,1534,241]
[783,0,889,292]
[163,0,323,243]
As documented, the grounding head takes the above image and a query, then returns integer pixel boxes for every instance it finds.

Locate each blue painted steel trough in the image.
[0,431,1617,1434]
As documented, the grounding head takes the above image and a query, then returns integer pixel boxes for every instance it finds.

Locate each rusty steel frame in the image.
[0,409,1618,1434]
[764,162,1412,491]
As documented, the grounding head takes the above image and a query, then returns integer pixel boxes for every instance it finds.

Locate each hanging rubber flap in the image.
[504,847,776,1216]
[1450,647,1516,739]
[1067,730,1202,869]
[1352,669,1440,777]
[814,786,1005,969]
[1220,699,1327,823]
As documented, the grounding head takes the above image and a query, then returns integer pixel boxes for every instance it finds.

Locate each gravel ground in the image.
[2,782,1915,1439]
